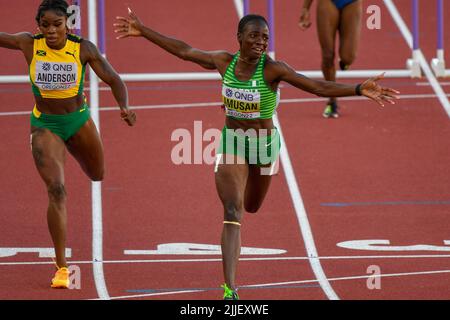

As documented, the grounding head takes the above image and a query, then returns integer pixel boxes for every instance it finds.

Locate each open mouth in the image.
[252,47,264,54]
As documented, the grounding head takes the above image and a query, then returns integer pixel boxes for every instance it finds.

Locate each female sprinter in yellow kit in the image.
[0,0,136,288]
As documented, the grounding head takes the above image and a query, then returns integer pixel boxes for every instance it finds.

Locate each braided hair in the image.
[35,0,70,24]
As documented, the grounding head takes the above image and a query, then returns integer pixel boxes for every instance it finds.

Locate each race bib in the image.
[34,61,78,91]
[222,85,261,119]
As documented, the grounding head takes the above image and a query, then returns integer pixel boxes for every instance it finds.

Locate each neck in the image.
[238,56,259,65]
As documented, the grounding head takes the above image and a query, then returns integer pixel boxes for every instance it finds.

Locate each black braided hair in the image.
[238,14,268,34]
[35,0,70,24]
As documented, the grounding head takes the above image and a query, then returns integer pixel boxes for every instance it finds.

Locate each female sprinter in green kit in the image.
[115,8,398,299]
[0,0,136,288]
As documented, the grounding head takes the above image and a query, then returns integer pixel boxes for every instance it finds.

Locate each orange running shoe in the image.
[51,267,70,289]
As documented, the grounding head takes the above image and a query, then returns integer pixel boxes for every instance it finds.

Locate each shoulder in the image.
[80,38,97,53]
[67,33,83,43]
[211,50,234,64]
[17,32,34,44]
[264,56,293,75]
[209,50,235,74]
[80,38,101,62]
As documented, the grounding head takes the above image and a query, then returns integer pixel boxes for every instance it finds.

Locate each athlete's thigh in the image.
[65,118,104,179]
[215,154,249,209]
[316,0,340,52]
[31,127,66,185]
[244,164,273,212]
[338,0,362,59]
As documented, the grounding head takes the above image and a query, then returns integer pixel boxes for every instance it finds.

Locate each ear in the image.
[237,32,242,43]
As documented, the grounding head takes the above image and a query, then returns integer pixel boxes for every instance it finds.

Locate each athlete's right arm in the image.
[114,9,232,72]
[0,32,33,50]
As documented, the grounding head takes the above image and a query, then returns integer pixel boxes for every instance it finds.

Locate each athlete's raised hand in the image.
[114,8,143,39]
[360,73,400,107]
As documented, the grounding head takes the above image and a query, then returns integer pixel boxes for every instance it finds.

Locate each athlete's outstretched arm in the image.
[81,40,136,126]
[114,8,231,71]
[0,32,33,50]
[272,60,399,107]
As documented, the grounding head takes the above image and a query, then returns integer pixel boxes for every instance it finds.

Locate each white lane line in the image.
[273,115,339,300]
[417,82,450,87]
[88,0,109,300]
[3,253,450,266]
[384,0,450,118]
[100,289,205,301]
[244,268,450,289]
[100,268,450,300]
[2,93,450,117]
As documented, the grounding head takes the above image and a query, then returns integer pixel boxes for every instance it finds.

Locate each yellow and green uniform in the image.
[29,34,90,141]
[218,52,281,167]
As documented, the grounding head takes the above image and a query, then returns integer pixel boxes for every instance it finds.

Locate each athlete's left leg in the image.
[65,118,105,181]
[338,0,362,69]
[244,164,273,213]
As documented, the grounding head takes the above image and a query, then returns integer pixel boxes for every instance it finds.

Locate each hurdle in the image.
[406,0,421,77]
[0,0,444,84]
[430,0,447,77]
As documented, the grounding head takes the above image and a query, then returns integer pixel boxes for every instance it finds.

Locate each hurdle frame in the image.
[0,0,433,85]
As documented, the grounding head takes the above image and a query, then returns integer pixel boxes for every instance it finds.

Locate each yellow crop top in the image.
[29,34,86,99]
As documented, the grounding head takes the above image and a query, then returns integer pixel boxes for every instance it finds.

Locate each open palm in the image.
[114,8,143,39]
[361,73,400,107]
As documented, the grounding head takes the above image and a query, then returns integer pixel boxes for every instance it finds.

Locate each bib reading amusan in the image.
[29,34,86,99]
[221,52,279,120]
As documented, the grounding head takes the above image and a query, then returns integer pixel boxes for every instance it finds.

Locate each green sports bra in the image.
[221,52,280,120]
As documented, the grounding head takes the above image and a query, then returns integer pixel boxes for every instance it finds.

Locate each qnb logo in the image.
[225,89,233,98]
[42,63,51,72]
[68,265,81,290]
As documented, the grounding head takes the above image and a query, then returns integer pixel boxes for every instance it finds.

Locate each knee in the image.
[47,182,67,202]
[89,168,104,182]
[321,50,335,68]
[91,171,104,182]
[223,202,243,222]
[340,52,356,66]
[245,204,260,214]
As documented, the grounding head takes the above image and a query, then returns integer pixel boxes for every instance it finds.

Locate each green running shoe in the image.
[323,102,339,118]
[221,283,239,300]
[339,60,349,71]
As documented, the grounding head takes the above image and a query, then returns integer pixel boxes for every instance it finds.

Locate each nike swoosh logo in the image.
[79,108,86,112]
[265,141,273,147]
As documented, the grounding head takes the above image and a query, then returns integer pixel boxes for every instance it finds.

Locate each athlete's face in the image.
[238,21,269,59]
[38,10,68,49]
